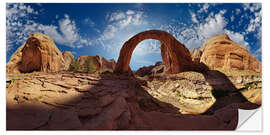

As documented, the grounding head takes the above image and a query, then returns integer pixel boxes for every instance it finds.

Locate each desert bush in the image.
[69,60,82,72]
[83,56,97,73]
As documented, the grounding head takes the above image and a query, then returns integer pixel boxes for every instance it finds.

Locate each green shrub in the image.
[83,56,97,73]
[69,60,82,72]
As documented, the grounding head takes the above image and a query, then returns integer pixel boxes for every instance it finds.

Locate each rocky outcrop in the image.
[135,61,164,77]
[114,30,193,75]
[190,49,202,64]
[76,55,116,70]
[6,33,65,73]
[62,51,74,70]
[192,34,261,72]
[6,71,260,130]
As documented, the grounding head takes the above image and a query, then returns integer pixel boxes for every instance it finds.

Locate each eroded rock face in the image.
[135,61,164,77]
[62,51,74,70]
[190,49,202,64]
[76,55,116,70]
[7,33,65,73]
[114,30,193,74]
[198,34,261,72]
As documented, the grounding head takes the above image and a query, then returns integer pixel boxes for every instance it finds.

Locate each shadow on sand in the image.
[6,64,260,130]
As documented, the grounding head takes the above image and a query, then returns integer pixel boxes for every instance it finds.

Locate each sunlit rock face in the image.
[199,34,261,72]
[63,51,74,70]
[6,33,65,73]
[76,55,116,70]
[114,30,194,75]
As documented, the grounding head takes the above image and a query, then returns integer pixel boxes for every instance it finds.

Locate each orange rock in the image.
[190,49,202,64]
[7,33,65,73]
[114,30,194,74]
[196,34,261,72]
[62,51,74,70]
[76,55,116,70]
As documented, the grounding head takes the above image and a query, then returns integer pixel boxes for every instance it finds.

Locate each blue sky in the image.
[6,3,262,70]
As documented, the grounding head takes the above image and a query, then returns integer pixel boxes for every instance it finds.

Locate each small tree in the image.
[83,56,97,73]
[69,60,82,72]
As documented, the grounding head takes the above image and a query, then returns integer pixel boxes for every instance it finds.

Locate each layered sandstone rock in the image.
[190,49,202,64]
[6,72,260,130]
[6,33,65,73]
[190,34,261,72]
[115,30,193,75]
[200,34,261,72]
[62,51,74,70]
[135,61,164,77]
[76,55,116,70]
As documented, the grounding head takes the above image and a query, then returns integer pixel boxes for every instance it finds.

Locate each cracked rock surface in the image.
[6,71,261,130]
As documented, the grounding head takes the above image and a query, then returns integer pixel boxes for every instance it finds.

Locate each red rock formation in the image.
[135,61,164,77]
[62,51,74,70]
[199,34,261,72]
[114,30,193,75]
[76,55,116,70]
[6,33,65,73]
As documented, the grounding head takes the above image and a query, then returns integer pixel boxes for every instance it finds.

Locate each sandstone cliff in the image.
[76,55,116,71]
[62,51,74,70]
[7,33,66,73]
[190,34,261,72]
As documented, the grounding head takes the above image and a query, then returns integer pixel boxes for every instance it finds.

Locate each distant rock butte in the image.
[191,34,261,72]
[76,55,116,70]
[62,51,74,71]
[7,33,66,73]
[135,61,164,77]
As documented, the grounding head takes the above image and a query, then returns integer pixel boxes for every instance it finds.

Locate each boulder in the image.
[6,33,65,73]
[198,34,261,72]
[62,51,74,70]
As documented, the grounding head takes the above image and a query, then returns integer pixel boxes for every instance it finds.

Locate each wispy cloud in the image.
[6,3,92,49]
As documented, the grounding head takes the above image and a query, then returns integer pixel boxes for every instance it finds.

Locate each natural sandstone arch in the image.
[114,30,193,74]
[19,37,42,73]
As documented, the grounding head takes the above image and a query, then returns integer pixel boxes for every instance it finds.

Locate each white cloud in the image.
[197,11,227,39]
[235,8,241,15]
[126,10,135,15]
[243,3,261,12]
[161,9,249,51]
[230,15,235,22]
[99,10,147,42]
[198,3,210,13]
[247,10,261,33]
[190,12,198,23]
[6,3,38,51]
[84,17,95,26]
[225,30,249,50]
[58,14,79,46]
[108,12,125,22]
[6,3,91,50]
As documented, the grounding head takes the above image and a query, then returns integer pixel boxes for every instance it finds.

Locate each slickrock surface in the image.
[144,70,261,114]
[6,33,66,73]
[7,71,260,130]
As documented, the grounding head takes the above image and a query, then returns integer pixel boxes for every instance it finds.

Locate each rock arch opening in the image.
[19,37,42,73]
[114,30,194,75]
[130,39,162,71]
